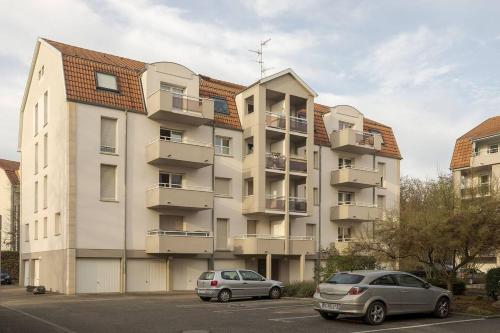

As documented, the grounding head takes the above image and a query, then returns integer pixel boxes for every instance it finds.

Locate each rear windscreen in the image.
[199,272,215,280]
[327,273,364,284]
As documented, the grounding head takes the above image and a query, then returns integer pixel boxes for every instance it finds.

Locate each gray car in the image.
[314,270,452,325]
[196,269,283,302]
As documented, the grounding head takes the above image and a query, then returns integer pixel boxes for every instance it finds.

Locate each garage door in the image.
[127,259,166,292]
[23,260,30,286]
[214,259,246,270]
[76,258,121,293]
[172,259,207,291]
[33,260,40,286]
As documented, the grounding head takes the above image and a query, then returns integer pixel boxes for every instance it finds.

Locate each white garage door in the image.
[127,259,166,292]
[33,260,40,286]
[172,259,207,291]
[214,259,246,270]
[76,258,121,293]
[23,260,30,286]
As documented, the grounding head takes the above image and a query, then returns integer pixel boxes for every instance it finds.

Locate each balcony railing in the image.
[290,156,307,173]
[154,135,212,147]
[461,184,491,197]
[266,195,285,211]
[290,116,307,133]
[266,112,286,130]
[147,229,211,237]
[169,91,203,114]
[331,128,382,153]
[235,234,285,240]
[233,234,285,254]
[149,183,212,191]
[266,153,286,170]
[146,229,213,254]
[355,131,375,147]
[289,197,307,213]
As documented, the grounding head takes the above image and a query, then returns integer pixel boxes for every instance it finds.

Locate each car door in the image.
[369,274,403,314]
[239,270,267,296]
[220,271,246,297]
[395,274,434,313]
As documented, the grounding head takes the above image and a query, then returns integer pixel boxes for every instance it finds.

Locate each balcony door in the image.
[160,215,183,232]
[160,82,185,109]
[338,191,354,205]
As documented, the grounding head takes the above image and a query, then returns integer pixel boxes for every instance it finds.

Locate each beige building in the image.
[18,38,401,293]
[0,159,20,251]
[450,116,500,271]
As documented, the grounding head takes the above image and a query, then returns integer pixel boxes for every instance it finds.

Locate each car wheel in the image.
[217,289,232,303]
[199,297,211,302]
[364,301,386,325]
[433,297,450,318]
[269,287,281,299]
[319,311,338,320]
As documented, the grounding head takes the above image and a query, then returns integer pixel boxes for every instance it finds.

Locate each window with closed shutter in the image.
[101,118,117,154]
[306,224,316,238]
[215,178,231,196]
[100,164,117,200]
[216,218,228,250]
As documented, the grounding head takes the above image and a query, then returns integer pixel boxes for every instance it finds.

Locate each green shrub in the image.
[428,278,466,295]
[0,251,19,281]
[486,268,500,297]
[284,281,316,298]
[320,253,376,281]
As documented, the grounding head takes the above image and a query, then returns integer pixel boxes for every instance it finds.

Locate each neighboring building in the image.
[450,116,500,271]
[18,38,401,294]
[0,159,20,251]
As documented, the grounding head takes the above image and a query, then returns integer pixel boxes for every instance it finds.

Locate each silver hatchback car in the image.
[314,270,452,325]
[196,269,283,302]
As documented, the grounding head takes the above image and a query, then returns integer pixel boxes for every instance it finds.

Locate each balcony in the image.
[233,235,285,255]
[146,137,213,168]
[330,203,380,221]
[146,184,213,210]
[266,195,285,212]
[266,153,286,171]
[289,236,315,255]
[266,112,286,130]
[460,184,491,198]
[145,230,213,254]
[289,197,307,214]
[331,167,380,188]
[330,128,382,154]
[289,156,307,173]
[147,90,214,125]
[470,150,500,168]
[290,116,307,134]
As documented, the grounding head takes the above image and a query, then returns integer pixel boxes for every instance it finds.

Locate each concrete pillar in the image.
[299,254,305,282]
[266,253,272,279]
[166,257,172,292]
[284,94,290,255]
[66,249,76,294]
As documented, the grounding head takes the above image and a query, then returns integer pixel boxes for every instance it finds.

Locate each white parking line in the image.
[350,318,486,333]
[214,304,313,313]
[1,304,77,333]
[269,314,320,322]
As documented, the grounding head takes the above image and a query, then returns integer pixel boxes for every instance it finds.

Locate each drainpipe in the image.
[122,109,129,293]
[316,146,322,284]
[209,121,215,270]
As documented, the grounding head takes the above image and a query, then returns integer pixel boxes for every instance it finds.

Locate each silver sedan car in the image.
[314,270,452,325]
[196,269,283,302]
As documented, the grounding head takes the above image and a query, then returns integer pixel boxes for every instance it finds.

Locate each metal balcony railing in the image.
[266,153,286,170]
[170,91,203,114]
[151,136,212,147]
[290,116,307,133]
[289,197,307,213]
[355,131,375,147]
[148,183,212,192]
[265,195,285,211]
[290,156,307,173]
[147,229,211,237]
[234,234,285,240]
[265,112,286,129]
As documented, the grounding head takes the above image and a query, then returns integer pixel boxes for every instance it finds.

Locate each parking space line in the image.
[269,314,320,322]
[350,318,485,333]
[1,304,77,333]
[213,304,313,313]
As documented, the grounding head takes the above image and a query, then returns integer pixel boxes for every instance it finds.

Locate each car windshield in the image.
[326,273,364,284]
[198,272,215,280]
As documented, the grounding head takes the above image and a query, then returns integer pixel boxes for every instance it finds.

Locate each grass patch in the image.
[283,281,316,298]
[453,295,500,316]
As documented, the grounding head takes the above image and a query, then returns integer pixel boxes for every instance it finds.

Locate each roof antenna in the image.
[249,38,271,79]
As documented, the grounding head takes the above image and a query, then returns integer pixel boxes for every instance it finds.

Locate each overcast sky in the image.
[1,0,499,178]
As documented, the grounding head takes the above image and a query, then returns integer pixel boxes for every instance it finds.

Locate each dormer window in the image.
[96,72,119,92]
[213,97,229,115]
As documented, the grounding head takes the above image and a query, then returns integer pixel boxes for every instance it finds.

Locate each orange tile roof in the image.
[40,39,401,159]
[450,116,500,169]
[0,158,20,185]
[364,118,402,159]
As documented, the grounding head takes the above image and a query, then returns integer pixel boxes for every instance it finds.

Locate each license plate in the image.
[320,302,340,311]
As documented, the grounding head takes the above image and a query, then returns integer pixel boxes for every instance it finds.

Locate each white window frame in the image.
[214,177,232,197]
[339,158,354,169]
[160,128,183,143]
[100,164,117,201]
[215,136,232,156]
[338,191,354,205]
[96,72,119,92]
[216,218,229,250]
[159,172,183,189]
[100,117,118,154]
[43,217,48,238]
[25,223,30,242]
[338,226,352,242]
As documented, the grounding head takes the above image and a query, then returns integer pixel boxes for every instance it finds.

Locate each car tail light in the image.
[348,286,368,295]
[210,280,218,287]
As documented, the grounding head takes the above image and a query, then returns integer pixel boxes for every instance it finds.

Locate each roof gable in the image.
[0,159,20,185]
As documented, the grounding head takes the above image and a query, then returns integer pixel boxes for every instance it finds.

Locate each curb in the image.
[453,311,500,319]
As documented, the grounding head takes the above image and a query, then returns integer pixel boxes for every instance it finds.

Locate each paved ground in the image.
[1,285,499,333]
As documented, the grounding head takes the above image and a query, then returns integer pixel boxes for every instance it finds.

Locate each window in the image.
[213,97,229,114]
[339,158,354,169]
[221,271,240,280]
[245,137,254,155]
[43,175,48,209]
[240,270,264,281]
[25,223,29,242]
[43,91,48,125]
[34,181,38,212]
[245,96,254,114]
[96,72,118,92]
[43,134,48,167]
[43,217,48,238]
[54,212,61,236]
[34,220,39,240]
[100,164,117,201]
[338,121,354,130]
[216,218,229,250]
[396,274,425,288]
[159,172,183,188]
[313,187,319,206]
[489,144,499,154]
[100,117,117,154]
[199,272,215,280]
[34,143,39,174]
[34,103,38,135]
[377,195,386,217]
[245,178,254,196]
[378,162,386,187]
[215,177,231,197]
[38,66,44,81]
[159,215,183,231]
[338,226,352,242]
[327,273,364,284]
[160,128,182,142]
[160,82,184,94]
[247,220,257,235]
[338,191,354,205]
[306,224,316,238]
[215,136,231,155]
[473,145,480,156]
[313,151,319,169]
[480,174,490,185]
[370,275,397,286]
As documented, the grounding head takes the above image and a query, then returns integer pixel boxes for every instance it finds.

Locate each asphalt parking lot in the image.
[1,286,499,333]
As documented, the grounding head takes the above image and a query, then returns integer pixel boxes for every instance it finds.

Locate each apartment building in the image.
[450,116,500,271]
[18,38,401,294]
[0,159,20,251]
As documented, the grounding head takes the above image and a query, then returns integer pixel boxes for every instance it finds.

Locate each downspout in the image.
[122,109,129,292]
[316,146,322,284]
[209,121,215,270]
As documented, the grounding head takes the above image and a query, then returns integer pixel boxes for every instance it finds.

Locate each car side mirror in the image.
[424,282,431,289]
[261,277,266,281]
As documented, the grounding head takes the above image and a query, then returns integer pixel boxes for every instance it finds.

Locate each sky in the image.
[0,0,499,179]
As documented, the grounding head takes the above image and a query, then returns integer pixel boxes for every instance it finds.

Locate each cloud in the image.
[241,0,314,18]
